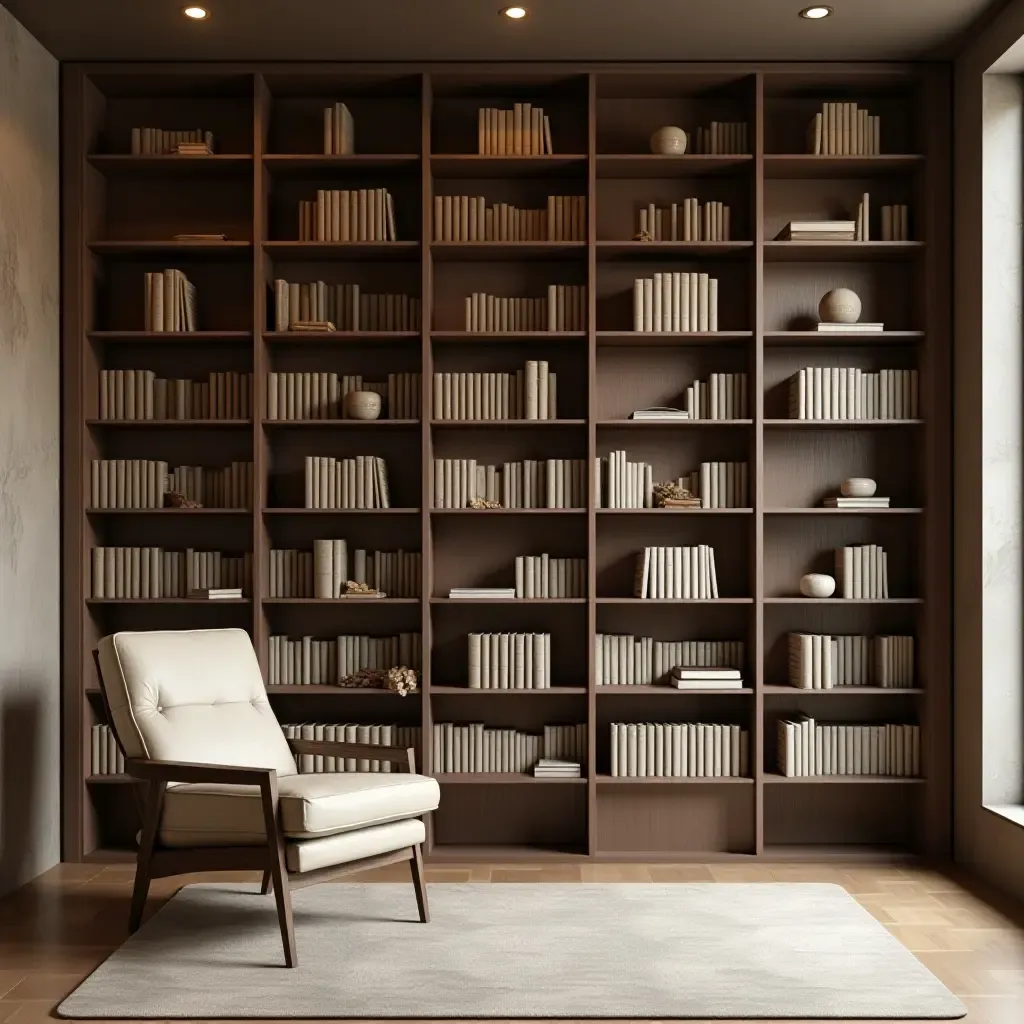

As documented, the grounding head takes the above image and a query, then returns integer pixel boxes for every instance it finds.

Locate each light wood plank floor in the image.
[1,860,1022,1023]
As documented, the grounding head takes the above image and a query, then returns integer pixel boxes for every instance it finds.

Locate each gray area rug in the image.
[58,882,965,1019]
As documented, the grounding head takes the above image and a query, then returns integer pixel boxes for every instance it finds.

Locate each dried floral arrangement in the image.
[336,666,419,696]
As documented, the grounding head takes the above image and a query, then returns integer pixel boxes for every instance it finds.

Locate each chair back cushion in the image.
[97,629,296,775]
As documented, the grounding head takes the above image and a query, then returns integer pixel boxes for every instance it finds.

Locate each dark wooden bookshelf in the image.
[63,62,950,867]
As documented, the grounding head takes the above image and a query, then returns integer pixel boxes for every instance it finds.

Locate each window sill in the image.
[983,804,1024,830]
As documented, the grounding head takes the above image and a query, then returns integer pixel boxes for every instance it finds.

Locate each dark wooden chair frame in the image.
[92,652,429,967]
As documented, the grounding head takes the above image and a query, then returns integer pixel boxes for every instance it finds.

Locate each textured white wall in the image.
[0,5,59,896]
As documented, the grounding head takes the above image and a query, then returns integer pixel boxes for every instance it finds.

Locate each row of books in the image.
[432,195,585,242]
[777,718,920,777]
[90,725,125,776]
[269,544,421,599]
[288,724,421,773]
[637,200,731,242]
[98,370,252,421]
[477,104,554,155]
[514,555,586,598]
[788,633,915,689]
[89,548,252,599]
[467,633,553,689]
[131,128,214,155]
[266,372,421,420]
[882,205,911,241]
[90,459,253,510]
[596,456,749,510]
[432,458,586,509]
[788,368,920,420]
[634,545,720,599]
[638,374,750,424]
[807,103,881,156]
[672,666,744,689]
[432,723,584,774]
[692,122,749,155]
[144,270,196,332]
[836,544,890,600]
[322,102,354,155]
[303,455,391,509]
[464,285,586,332]
[272,281,422,332]
[596,636,745,687]
[298,188,397,242]
[268,633,423,686]
[610,722,750,778]
[432,363,558,421]
[633,273,719,332]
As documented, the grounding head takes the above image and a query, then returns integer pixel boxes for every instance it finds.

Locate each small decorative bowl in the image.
[841,477,877,498]
[649,126,688,155]
[344,390,382,421]
[800,573,836,598]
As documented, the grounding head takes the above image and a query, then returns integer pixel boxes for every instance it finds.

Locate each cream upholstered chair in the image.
[95,628,439,967]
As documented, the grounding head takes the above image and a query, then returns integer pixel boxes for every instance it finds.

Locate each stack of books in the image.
[448,587,516,599]
[817,321,884,333]
[671,666,744,690]
[776,220,855,241]
[630,407,689,421]
[189,587,243,600]
[823,494,890,509]
[533,759,581,779]
[176,140,212,156]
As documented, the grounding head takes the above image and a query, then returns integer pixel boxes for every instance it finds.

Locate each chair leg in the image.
[410,843,429,923]
[260,870,273,895]
[129,780,165,933]
[259,782,298,967]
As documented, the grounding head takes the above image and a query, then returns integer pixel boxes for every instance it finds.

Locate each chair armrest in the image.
[287,739,417,773]
[126,758,278,787]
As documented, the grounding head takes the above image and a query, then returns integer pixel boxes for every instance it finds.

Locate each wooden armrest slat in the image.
[126,758,276,786]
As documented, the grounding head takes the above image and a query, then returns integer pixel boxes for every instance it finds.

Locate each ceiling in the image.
[1,0,1002,63]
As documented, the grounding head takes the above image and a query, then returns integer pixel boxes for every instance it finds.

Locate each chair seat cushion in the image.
[160,772,440,847]
[286,818,425,873]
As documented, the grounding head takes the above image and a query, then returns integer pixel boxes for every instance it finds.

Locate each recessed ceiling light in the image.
[183,6,209,19]
[501,6,528,19]
[799,5,833,18]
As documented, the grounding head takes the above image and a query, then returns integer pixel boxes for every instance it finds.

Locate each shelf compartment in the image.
[597,685,752,695]
[596,155,752,179]
[262,241,420,262]
[596,419,752,428]
[763,155,924,179]
[430,155,588,179]
[88,240,253,259]
[431,331,586,343]
[430,242,586,262]
[764,241,924,263]
[430,419,586,429]
[596,242,753,260]
[87,154,254,177]
[764,331,924,346]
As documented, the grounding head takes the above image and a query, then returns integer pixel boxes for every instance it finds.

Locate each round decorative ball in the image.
[841,477,877,498]
[650,126,688,155]
[818,287,863,324]
[344,390,382,421]
[800,573,836,598]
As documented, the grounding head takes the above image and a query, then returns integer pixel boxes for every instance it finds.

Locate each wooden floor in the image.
[0,859,1022,1023]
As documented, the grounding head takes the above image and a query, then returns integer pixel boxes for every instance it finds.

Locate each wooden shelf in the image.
[262,418,419,428]
[763,154,925,179]
[263,597,419,605]
[430,597,586,605]
[763,597,923,605]
[430,154,588,178]
[597,685,752,695]
[431,685,587,694]
[596,154,752,178]
[263,331,419,343]
[596,241,753,259]
[265,685,421,695]
[85,598,252,605]
[430,507,585,515]
[87,153,253,177]
[764,331,924,345]
[764,507,922,515]
[88,330,253,343]
[431,242,586,261]
[263,507,421,515]
[88,240,252,258]
[596,774,753,784]
[764,773,926,784]
[434,773,587,784]
[86,507,250,515]
[431,331,585,343]
[596,597,754,605]
[596,331,752,347]
[264,241,419,261]
[263,153,420,173]
[597,418,752,427]
[764,419,924,427]
[86,418,252,428]
[762,685,923,694]
[431,419,586,428]
[597,508,752,514]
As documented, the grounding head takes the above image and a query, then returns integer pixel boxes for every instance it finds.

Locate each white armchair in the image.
[95,628,439,967]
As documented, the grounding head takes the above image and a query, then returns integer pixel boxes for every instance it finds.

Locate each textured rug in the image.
[58,882,965,1019]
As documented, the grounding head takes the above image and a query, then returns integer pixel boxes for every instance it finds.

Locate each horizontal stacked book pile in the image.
[788,368,919,419]
[90,459,252,509]
[533,759,581,779]
[464,285,586,332]
[637,199,730,241]
[777,716,920,777]
[273,280,421,332]
[432,360,557,420]
[692,121,749,154]
[628,373,748,422]
[268,632,423,686]
[298,188,398,241]
[131,128,214,154]
[477,103,554,155]
[823,492,890,509]
[788,632,915,689]
[89,548,252,598]
[807,102,881,155]
[610,722,750,778]
[321,101,354,154]
[144,270,197,331]
[634,545,720,599]
[835,544,890,599]
[596,454,748,509]
[432,458,586,509]
[287,725,423,773]
[266,372,420,420]
[303,456,391,509]
[433,195,585,241]
[882,204,911,240]
[432,722,585,773]
[515,554,586,597]
[99,369,252,420]
[448,587,516,599]
[596,636,745,686]
[777,208,876,241]
[269,543,421,598]
[467,632,553,688]
[633,272,719,332]
[672,666,744,690]
[90,725,125,776]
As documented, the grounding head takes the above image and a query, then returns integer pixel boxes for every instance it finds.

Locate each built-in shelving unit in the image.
[63,62,950,865]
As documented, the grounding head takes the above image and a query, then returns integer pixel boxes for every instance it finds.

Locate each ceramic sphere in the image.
[800,573,836,598]
[649,126,688,155]
[841,477,877,498]
[344,390,382,421]
[818,287,863,324]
